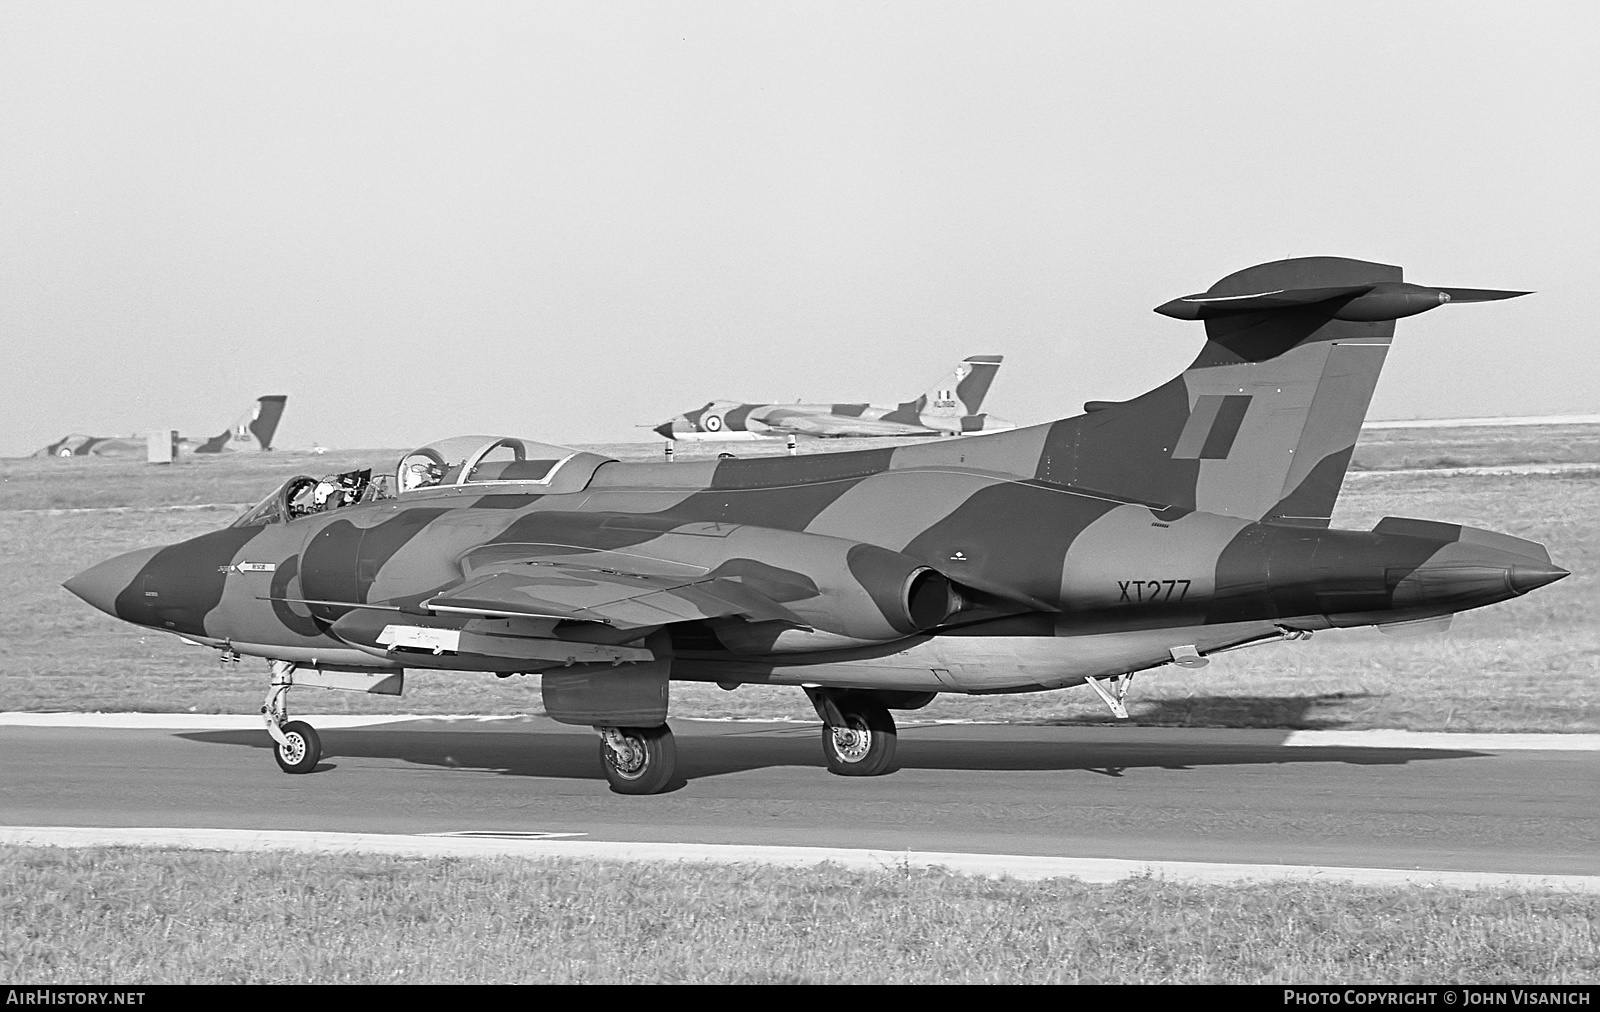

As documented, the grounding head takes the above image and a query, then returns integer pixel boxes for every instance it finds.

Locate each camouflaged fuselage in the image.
[80,437,1563,695]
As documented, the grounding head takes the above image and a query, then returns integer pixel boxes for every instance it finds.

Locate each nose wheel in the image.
[273,720,322,774]
[263,661,322,775]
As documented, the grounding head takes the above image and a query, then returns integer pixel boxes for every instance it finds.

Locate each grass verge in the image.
[2,846,1596,984]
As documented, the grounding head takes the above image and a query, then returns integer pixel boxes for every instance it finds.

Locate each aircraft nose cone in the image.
[1509,562,1569,595]
[653,421,678,440]
[63,546,161,618]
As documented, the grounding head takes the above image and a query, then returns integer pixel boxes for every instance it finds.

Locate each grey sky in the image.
[2,1,1595,455]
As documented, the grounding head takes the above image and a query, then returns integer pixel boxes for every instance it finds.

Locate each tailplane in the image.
[192,395,288,453]
[1025,258,1526,525]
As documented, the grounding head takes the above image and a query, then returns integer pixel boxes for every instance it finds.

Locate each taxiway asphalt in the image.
[1,716,1595,881]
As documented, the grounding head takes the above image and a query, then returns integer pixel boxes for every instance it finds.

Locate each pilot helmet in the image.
[400,457,445,492]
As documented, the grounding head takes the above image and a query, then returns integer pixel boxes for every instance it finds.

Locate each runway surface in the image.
[2,716,1595,881]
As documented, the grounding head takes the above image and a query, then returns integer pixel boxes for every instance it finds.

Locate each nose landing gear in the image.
[264,660,322,774]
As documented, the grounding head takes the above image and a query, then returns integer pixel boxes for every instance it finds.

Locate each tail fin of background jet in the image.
[192,395,288,453]
[1021,258,1526,526]
[918,355,1004,416]
[910,355,1005,430]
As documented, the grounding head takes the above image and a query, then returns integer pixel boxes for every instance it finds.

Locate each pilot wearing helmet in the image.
[296,468,374,514]
[398,456,446,493]
[312,480,339,509]
[316,468,374,509]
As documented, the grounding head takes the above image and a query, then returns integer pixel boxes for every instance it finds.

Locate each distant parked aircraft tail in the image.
[192,395,288,453]
[901,355,1004,432]
[917,355,1003,416]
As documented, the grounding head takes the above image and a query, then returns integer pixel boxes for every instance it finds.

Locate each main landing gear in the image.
[597,724,677,795]
[806,689,898,777]
[263,660,322,774]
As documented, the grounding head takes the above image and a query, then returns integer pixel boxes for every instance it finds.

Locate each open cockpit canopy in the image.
[232,436,615,527]
[395,435,614,494]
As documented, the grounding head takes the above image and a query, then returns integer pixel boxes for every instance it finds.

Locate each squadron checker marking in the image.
[66,258,1564,794]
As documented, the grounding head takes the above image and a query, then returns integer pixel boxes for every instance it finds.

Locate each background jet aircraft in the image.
[653,355,1012,440]
[66,258,1559,796]
[35,395,288,458]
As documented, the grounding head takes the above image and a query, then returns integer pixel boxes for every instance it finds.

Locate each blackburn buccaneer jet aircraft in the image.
[653,355,1013,440]
[35,395,288,458]
[66,258,1563,795]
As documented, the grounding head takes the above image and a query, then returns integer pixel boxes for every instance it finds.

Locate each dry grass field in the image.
[1352,422,1600,472]
[3,847,1595,984]
[2,426,1596,731]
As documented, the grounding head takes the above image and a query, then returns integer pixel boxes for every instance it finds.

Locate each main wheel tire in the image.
[273,720,322,774]
[599,724,677,795]
[822,702,897,777]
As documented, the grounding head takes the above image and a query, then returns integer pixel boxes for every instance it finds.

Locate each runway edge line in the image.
[2,826,1596,893]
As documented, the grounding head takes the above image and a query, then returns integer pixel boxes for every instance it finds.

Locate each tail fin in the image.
[914,355,1005,428]
[1028,258,1526,525]
[192,395,288,453]
[249,395,287,450]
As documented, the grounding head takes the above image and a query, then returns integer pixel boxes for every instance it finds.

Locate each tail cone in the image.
[1509,563,1569,595]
